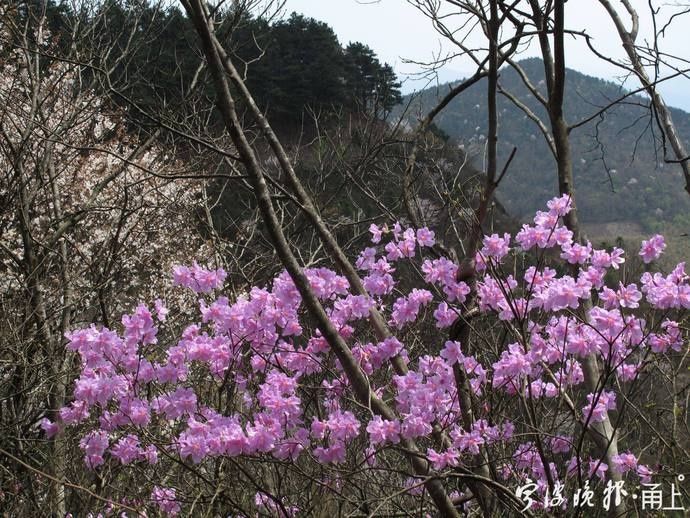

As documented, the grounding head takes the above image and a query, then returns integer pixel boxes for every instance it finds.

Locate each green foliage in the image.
[31,2,402,125]
[92,2,202,113]
[237,13,347,119]
[343,42,402,115]
[233,13,402,121]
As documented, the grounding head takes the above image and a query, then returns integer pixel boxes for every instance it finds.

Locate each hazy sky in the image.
[283,0,690,111]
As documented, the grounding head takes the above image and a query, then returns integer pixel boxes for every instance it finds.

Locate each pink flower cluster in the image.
[151,486,180,517]
[172,262,227,293]
[353,336,406,374]
[366,416,401,445]
[311,410,361,463]
[582,391,617,423]
[390,289,433,328]
[44,197,687,516]
[514,196,574,251]
[640,262,690,309]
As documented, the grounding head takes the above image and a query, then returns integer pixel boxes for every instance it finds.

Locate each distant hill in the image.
[402,58,690,240]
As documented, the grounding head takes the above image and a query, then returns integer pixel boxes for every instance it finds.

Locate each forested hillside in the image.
[404,58,690,233]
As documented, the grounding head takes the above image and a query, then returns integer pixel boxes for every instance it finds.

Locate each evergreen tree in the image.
[344,42,379,110]
[344,42,401,115]
[248,13,346,119]
[374,62,402,114]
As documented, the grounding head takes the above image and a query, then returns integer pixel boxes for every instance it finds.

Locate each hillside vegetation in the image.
[404,58,690,242]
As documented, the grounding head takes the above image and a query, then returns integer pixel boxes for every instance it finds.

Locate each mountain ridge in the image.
[402,58,690,239]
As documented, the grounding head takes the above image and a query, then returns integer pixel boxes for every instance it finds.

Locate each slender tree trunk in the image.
[181,2,460,515]
[548,2,625,514]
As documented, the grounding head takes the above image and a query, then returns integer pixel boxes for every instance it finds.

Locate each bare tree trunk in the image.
[48,150,72,517]
[181,2,460,515]
[545,2,625,514]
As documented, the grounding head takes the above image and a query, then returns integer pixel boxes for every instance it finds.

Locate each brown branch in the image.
[0,447,141,514]
[180,2,460,515]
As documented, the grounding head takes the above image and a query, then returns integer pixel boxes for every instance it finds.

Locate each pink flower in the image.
[416,227,436,247]
[247,422,277,453]
[314,441,346,463]
[326,410,361,442]
[398,237,416,258]
[640,265,690,309]
[451,428,485,454]
[369,223,384,244]
[552,226,573,246]
[369,337,404,368]
[440,340,463,365]
[636,464,654,483]
[39,418,59,438]
[401,415,432,439]
[50,195,682,506]
[363,270,395,296]
[539,276,583,311]
[384,241,403,261]
[579,265,605,290]
[403,477,425,496]
[122,304,157,346]
[310,418,328,441]
[516,224,551,250]
[534,209,558,228]
[333,294,374,321]
[59,401,90,425]
[475,251,487,272]
[421,257,458,285]
[390,289,432,328]
[560,242,591,264]
[392,222,403,240]
[151,486,181,516]
[366,416,401,446]
[547,194,573,216]
[119,398,150,427]
[142,445,159,465]
[79,430,109,469]
[433,302,458,328]
[598,286,619,309]
[616,283,642,309]
[591,248,625,270]
[427,447,460,470]
[639,234,666,263]
[255,492,299,517]
[356,247,377,270]
[172,262,226,293]
[110,434,142,465]
[548,436,572,454]
[611,452,638,474]
[589,459,609,482]
[481,233,511,261]
[582,391,616,423]
[178,427,209,463]
[616,363,639,381]
[154,299,168,322]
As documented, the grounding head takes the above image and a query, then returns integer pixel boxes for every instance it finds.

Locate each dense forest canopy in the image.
[232,13,403,119]
[13,1,401,123]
